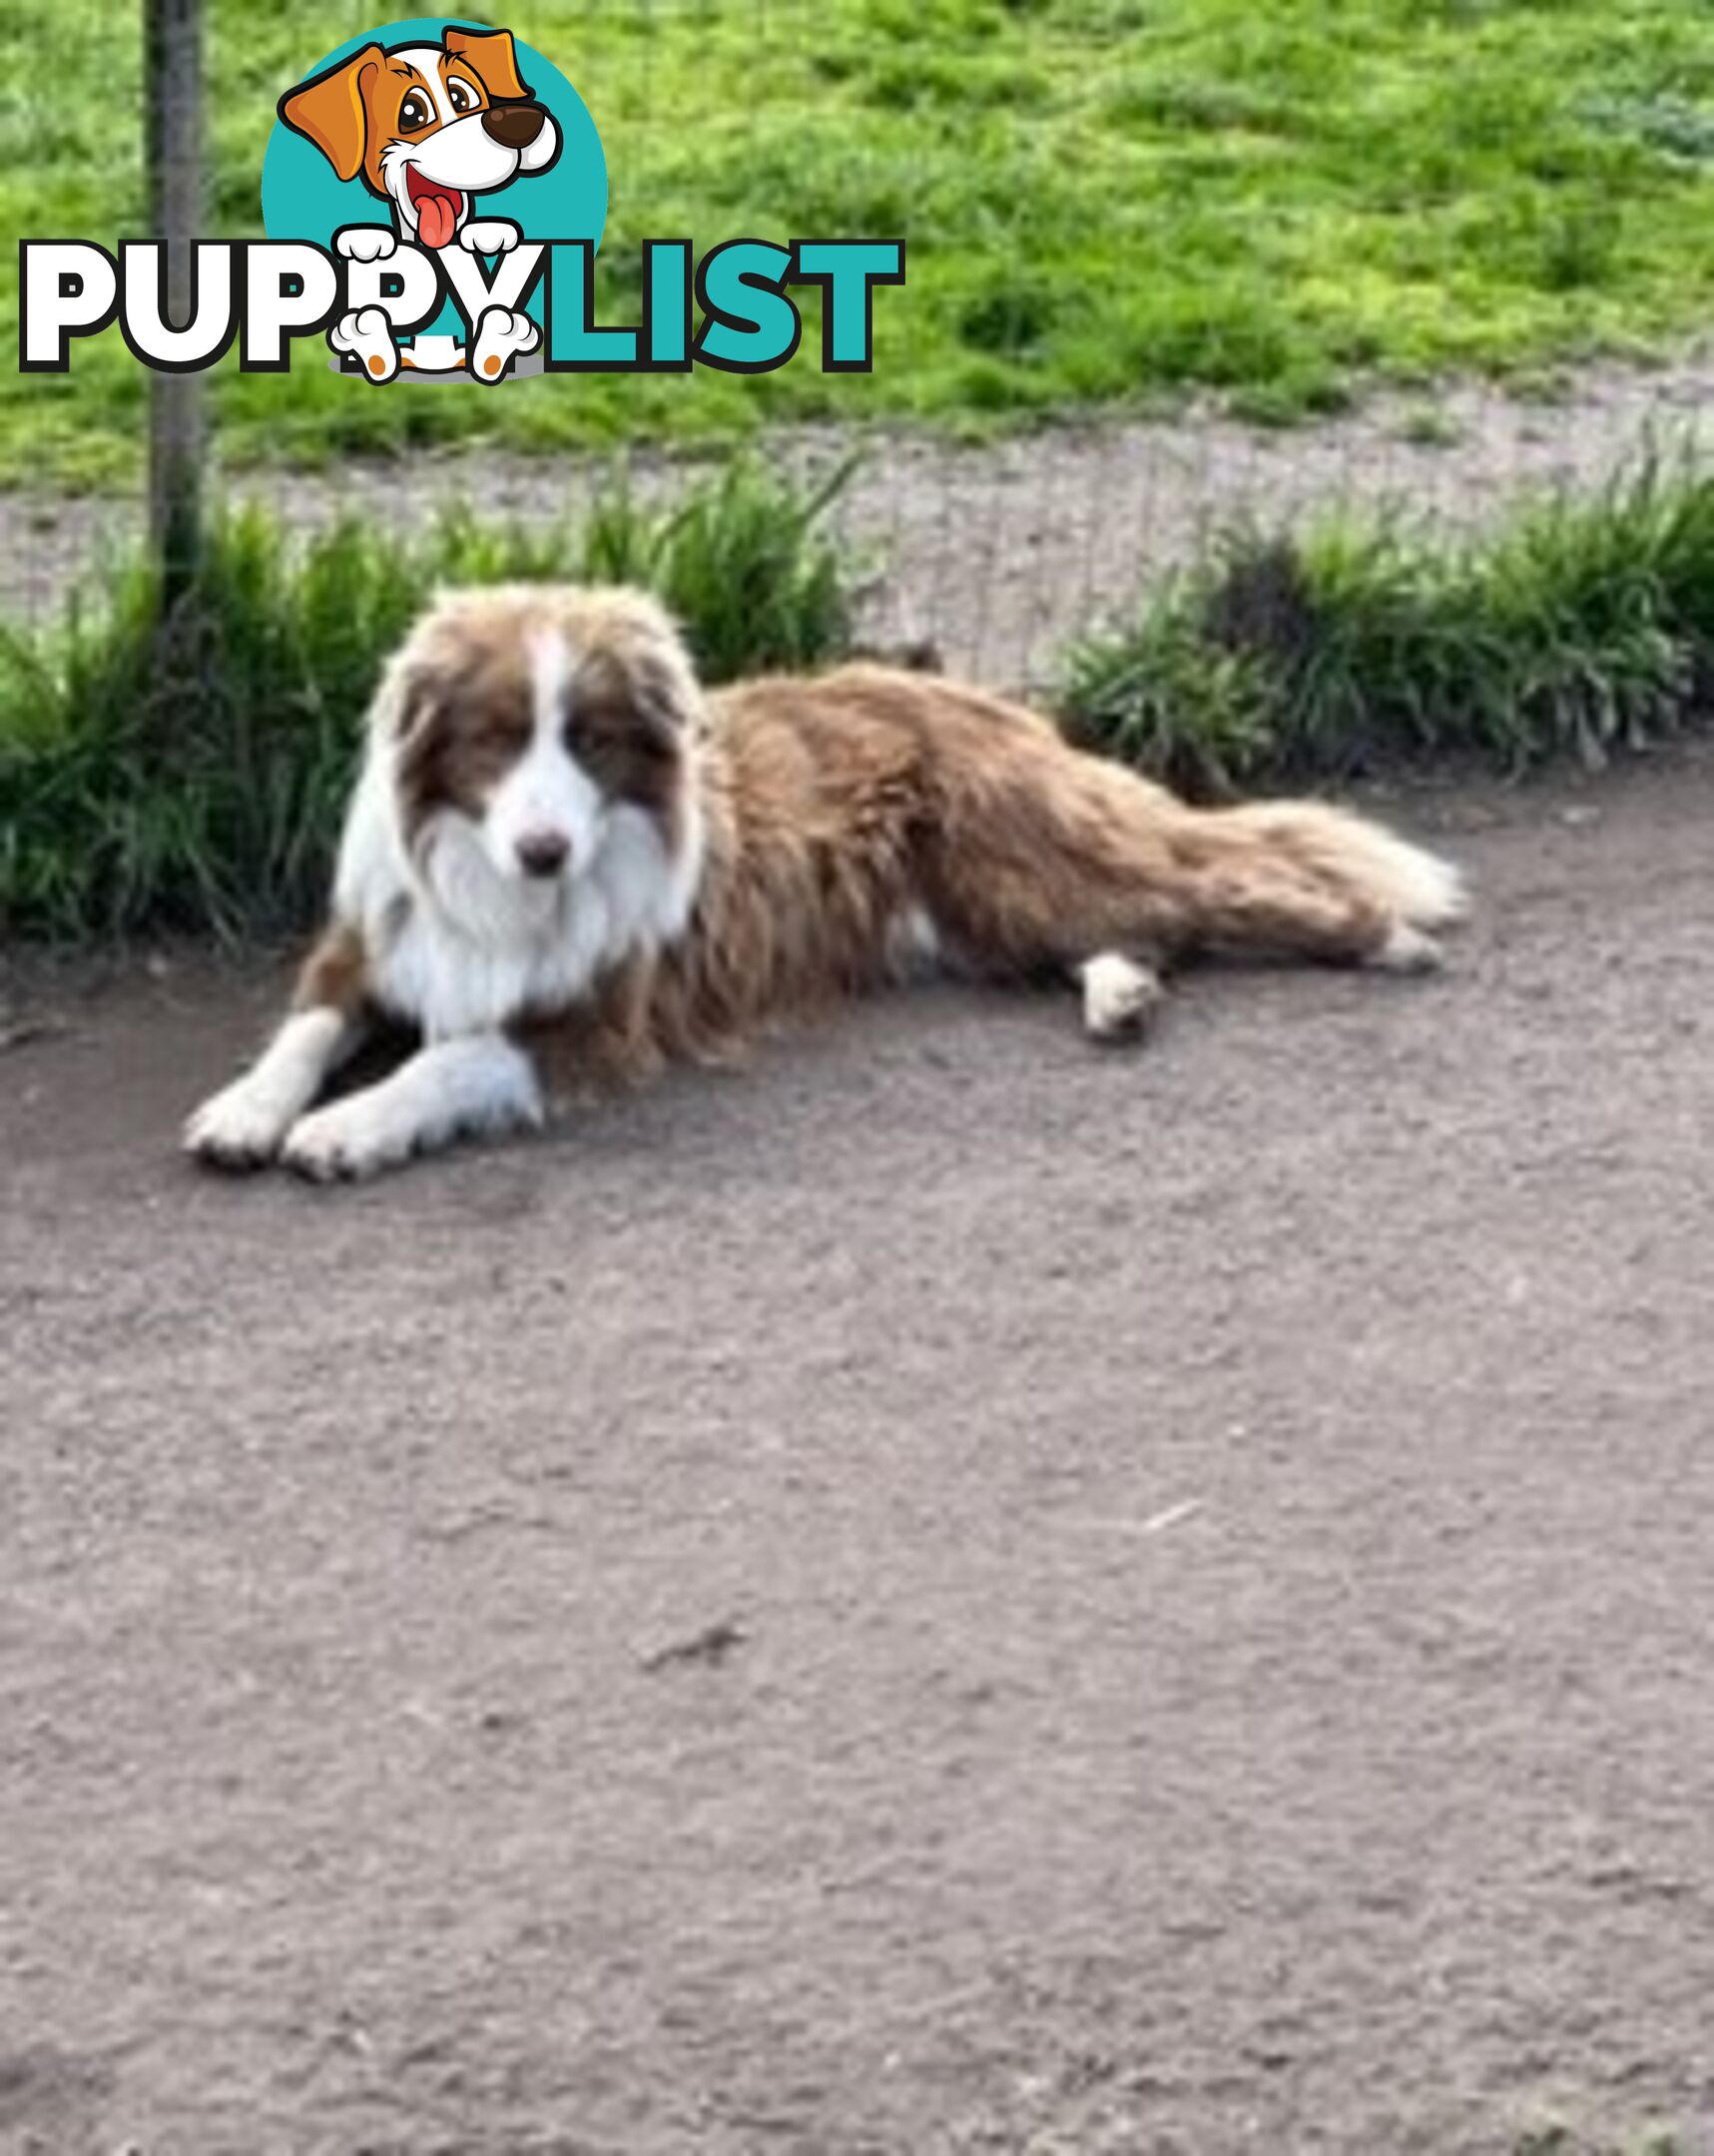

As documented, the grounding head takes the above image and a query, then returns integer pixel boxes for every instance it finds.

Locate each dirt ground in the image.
[6,352,1713,686]
[6,746,1714,2155]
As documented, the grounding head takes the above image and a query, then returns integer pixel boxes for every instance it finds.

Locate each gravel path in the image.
[5,748,1714,2153]
[7,353,1714,687]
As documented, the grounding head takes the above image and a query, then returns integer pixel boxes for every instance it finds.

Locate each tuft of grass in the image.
[0,458,857,943]
[1509,2123,1680,2156]
[582,455,858,685]
[1397,405,1463,449]
[1580,90,1714,167]
[1061,456,1714,797]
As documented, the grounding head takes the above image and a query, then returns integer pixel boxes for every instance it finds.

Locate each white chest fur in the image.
[332,753,702,1040]
[368,876,615,1037]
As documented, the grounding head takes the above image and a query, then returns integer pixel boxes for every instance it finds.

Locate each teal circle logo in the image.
[262,18,605,365]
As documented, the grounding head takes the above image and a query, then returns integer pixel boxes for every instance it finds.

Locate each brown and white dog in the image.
[185,585,1464,1182]
[279,26,557,380]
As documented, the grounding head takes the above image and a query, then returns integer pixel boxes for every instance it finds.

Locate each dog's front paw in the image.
[335,226,397,264]
[281,1096,408,1185]
[468,305,539,382]
[460,219,521,256]
[185,1076,295,1172]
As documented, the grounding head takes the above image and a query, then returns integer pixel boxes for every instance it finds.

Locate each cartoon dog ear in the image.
[443,26,531,104]
[279,45,379,184]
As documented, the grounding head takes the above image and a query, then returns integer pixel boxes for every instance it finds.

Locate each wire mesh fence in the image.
[6,0,1714,693]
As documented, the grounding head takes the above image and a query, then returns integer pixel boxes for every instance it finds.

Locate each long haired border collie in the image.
[186,584,1464,1181]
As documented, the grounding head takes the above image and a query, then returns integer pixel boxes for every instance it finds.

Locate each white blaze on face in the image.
[480,626,603,882]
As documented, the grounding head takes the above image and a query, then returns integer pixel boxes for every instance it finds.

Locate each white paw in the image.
[329,305,400,382]
[468,305,539,382]
[184,1075,295,1171]
[281,1095,410,1185]
[335,226,397,264]
[459,219,521,256]
[1080,952,1162,1042]
[1368,922,1443,975]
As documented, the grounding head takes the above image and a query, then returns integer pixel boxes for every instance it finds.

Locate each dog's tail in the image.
[1167,796,1466,970]
[1215,799,1466,930]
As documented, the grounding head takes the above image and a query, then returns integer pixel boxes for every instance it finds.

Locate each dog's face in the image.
[385,587,701,914]
[280,28,560,249]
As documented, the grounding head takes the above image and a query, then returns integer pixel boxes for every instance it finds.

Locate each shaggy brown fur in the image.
[515,635,1458,1091]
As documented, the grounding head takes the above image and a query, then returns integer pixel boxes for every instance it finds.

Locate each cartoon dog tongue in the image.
[409,175,461,250]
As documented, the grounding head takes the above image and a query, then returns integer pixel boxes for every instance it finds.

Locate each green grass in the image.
[7,0,1714,483]
[0,457,857,940]
[1060,456,1714,795]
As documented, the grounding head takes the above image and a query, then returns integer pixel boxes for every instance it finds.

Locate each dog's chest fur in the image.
[335,752,700,1040]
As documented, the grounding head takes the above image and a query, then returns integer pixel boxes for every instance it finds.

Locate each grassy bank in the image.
[7,0,1714,483]
[1062,459,1714,795]
[9,459,1714,945]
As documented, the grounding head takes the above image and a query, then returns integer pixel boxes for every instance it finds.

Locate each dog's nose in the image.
[515,829,570,878]
[482,103,546,150]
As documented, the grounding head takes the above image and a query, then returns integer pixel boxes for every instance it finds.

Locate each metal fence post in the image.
[144,0,205,609]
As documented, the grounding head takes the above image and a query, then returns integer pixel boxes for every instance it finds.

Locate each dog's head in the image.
[280,27,560,250]
[377,585,704,921]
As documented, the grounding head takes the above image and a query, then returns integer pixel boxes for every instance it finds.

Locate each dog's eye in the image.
[398,90,433,131]
[447,78,478,114]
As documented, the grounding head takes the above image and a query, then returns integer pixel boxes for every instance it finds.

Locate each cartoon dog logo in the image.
[279,24,560,382]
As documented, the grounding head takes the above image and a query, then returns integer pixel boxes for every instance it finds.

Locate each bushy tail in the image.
[1217,799,1467,930]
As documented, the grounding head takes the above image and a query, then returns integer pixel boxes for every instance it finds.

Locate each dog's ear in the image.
[279,45,379,184]
[569,625,703,808]
[443,26,531,104]
[575,646,691,743]
[393,664,440,743]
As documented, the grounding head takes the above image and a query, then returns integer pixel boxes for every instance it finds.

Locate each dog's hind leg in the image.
[1184,854,1400,967]
[185,924,372,1171]
[1077,951,1164,1042]
[915,685,1461,986]
[468,305,541,383]
[933,765,1454,977]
